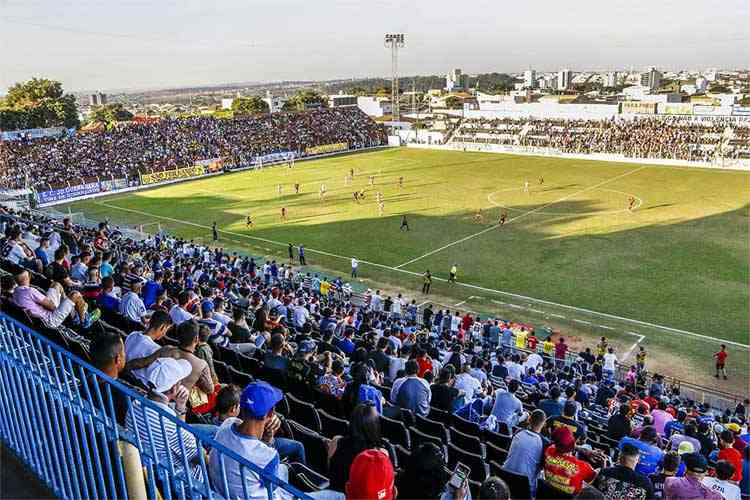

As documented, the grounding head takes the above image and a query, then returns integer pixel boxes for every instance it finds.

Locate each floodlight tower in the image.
[384,33,405,122]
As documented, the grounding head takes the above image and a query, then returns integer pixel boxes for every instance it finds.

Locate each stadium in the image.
[1,6,750,500]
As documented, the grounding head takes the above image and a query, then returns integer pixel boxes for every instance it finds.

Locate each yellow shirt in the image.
[516,330,528,349]
[543,340,555,355]
[320,281,331,295]
[450,266,457,275]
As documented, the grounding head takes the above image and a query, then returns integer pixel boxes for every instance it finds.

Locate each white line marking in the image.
[598,325,615,331]
[416,301,430,308]
[487,187,643,216]
[394,166,647,269]
[94,198,749,349]
[572,319,592,325]
[454,300,468,307]
[622,331,646,361]
[548,313,566,319]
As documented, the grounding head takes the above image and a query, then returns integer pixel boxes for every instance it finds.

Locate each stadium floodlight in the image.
[384,33,406,123]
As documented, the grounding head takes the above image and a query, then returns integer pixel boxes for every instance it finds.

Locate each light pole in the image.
[384,33,405,124]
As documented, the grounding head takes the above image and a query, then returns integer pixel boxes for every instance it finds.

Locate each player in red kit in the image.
[713,344,728,379]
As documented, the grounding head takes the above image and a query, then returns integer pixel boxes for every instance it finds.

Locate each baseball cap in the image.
[240,382,283,419]
[551,426,576,454]
[146,358,192,393]
[726,423,741,433]
[683,452,708,473]
[678,441,695,455]
[201,300,215,313]
[347,449,394,500]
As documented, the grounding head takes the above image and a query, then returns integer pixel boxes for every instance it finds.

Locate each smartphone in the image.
[449,462,470,489]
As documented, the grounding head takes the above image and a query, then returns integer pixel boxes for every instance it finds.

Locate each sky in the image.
[1,0,749,92]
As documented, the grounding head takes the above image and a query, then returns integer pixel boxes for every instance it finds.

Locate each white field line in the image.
[622,331,646,362]
[94,198,749,349]
[394,166,647,269]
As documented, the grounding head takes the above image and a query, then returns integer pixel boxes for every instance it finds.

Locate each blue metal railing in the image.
[0,313,309,500]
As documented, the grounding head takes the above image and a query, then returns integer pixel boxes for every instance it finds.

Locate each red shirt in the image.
[527,336,538,351]
[416,357,433,378]
[543,446,596,495]
[555,343,568,359]
[718,447,743,482]
[715,350,728,364]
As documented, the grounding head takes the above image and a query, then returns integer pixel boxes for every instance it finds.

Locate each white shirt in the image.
[6,242,27,264]
[455,372,482,401]
[702,477,741,500]
[450,315,460,332]
[524,353,544,371]
[124,332,160,384]
[293,306,309,328]
[506,361,523,380]
[351,258,358,269]
[371,294,383,311]
[169,305,193,325]
[603,353,618,371]
[209,418,285,500]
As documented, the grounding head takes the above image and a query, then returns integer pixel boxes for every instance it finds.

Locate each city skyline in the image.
[1,0,749,92]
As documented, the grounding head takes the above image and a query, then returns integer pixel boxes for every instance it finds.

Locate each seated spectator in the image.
[329,402,385,492]
[548,400,588,441]
[227,307,252,344]
[620,426,666,477]
[503,409,547,495]
[119,278,147,323]
[211,384,241,426]
[649,452,681,499]
[543,426,597,496]
[12,270,98,328]
[670,423,702,454]
[263,333,290,373]
[390,359,431,416]
[397,443,465,500]
[539,385,564,418]
[344,362,384,415]
[88,332,129,425]
[716,430,744,484]
[123,310,173,385]
[454,362,483,401]
[702,460,741,500]
[97,276,121,312]
[319,358,346,398]
[346,449,396,500]
[169,290,194,325]
[594,442,654,499]
[652,400,675,435]
[126,358,202,480]
[664,453,722,500]
[478,477,511,500]
[608,403,633,441]
[491,379,525,428]
[430,365,461,413]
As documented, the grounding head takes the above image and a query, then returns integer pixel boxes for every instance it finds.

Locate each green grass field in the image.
[66,147,750,395]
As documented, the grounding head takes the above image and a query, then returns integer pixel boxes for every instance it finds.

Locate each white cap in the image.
[145,358,192,393]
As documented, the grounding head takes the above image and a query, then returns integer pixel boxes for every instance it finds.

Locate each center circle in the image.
[486,186,642,216]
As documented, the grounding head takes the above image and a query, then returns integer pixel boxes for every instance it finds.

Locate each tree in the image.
[231,96,269,115]
[282,90,327,111]
[89,103,134,123]
[708,83,732,94]
[0,77,79,130]
[444,96,463,109]
[740,95,750,107]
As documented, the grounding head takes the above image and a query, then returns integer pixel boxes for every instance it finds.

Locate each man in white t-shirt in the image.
[455,365,483,401]
[124,310,172,385]
[603,347,619,381]
[701,460,741,500]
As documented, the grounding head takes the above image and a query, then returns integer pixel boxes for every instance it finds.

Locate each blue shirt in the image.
[98,293,121,312]
[663,420,684,437]
[503,429,544,491]
[34,247,49,267]
[142,281,163,308]
[100,262,114,278]
[539,399,564,418]
[492,390,523,426]
[619,437,664,475]
[501,329,513,346]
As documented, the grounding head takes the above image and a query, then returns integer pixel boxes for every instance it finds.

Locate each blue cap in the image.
[298,340,316,354]
[240,382,283,418]
[201,300,214,313]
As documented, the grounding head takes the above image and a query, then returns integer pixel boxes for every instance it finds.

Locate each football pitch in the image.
[66,147,750,395]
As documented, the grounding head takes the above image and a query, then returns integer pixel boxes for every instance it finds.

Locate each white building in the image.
[446,68,469,92]
[641,67,662,90]
[695,77,708,92]
[221,98,234,110]
[523,69,537,89]
[357,96,392,117]
[605,72,619,88]
[557,69,573,91]
[262,91,290,113]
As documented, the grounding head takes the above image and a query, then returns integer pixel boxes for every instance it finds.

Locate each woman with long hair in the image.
[328,402,384,492]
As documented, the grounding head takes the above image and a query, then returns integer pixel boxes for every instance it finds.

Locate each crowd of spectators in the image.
[454,116,750,163]
[1,205,748,500]
[0,108,386,190]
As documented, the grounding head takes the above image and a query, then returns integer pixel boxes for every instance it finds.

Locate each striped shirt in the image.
[125,399,202,481]
[199,317,229,347]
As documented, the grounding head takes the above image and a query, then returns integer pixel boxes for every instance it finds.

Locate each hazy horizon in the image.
[1,0,749,93]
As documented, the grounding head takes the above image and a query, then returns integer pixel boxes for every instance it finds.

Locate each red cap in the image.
[346,449,394,500]
[551,426,576,453]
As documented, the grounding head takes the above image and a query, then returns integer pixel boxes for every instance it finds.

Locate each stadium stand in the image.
[450,116,750,162]
[0,108,386,190]
[0,205,748,500]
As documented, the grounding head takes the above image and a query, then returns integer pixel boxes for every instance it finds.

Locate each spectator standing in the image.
[664,453,722,500]
[503,409,547,495]
[594,442,654,499]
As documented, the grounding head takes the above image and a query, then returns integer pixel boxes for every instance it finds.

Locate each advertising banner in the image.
[140,165,205,185]
[305,142,348,155]
[194,158,225,173]
[1,127,69,142]
[252,151,296,166]
[99,178,128,193]
[693,105,732,116]
[620,102,657,115]
[658,103,694,115]
[36,182,101,204]
[732,106,750,116]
